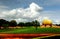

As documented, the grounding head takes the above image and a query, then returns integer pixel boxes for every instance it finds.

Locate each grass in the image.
[0,27,60,34]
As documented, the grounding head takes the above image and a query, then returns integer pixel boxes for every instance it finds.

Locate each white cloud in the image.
[55,20,60,24]
[30,2,43,12]
[0,2,59,24]
[0,2,43,23]
[43,17,49,19]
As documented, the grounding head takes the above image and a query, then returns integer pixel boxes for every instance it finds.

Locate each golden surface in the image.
[42,19,52,25]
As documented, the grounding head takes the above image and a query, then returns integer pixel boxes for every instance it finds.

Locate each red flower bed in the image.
[0,34,57,39]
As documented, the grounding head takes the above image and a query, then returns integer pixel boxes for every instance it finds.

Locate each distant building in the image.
[42,19,52,27]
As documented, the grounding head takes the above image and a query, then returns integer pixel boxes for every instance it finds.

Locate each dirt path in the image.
[0,33,60,39]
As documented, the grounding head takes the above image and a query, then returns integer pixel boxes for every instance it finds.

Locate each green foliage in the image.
[32,20,40,30]
[0,19,40,28]
[18,22,25,27]
[18,20,40,27]
[9,20,17,26]
[0,19,9,26]
[2,24,9,29]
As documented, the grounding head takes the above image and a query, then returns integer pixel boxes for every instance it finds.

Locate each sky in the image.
[0,0,60,24]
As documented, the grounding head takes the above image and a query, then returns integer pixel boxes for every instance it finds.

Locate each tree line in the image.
[0,19,40,29]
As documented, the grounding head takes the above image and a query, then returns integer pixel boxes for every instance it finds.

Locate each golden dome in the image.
[42,19,52,25]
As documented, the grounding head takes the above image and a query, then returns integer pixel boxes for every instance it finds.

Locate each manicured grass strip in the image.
[0,27,60,34]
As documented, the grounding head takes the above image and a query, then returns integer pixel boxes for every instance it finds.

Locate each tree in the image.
[33,20,40,30]
[0,19,9,29]
[0,19,6,26]
[18,22,35,27]
[24,22,32,27]
[9,20,17,27]
[18,22,24,27]
[2,24,9,29]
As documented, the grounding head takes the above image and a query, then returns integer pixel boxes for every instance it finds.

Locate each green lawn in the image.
[0,27,60,34]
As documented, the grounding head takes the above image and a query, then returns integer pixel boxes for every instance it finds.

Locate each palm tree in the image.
[33,20,40,30]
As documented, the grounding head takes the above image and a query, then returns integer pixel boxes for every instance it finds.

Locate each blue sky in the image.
[0,0,60,10]
[0,0,60,24]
